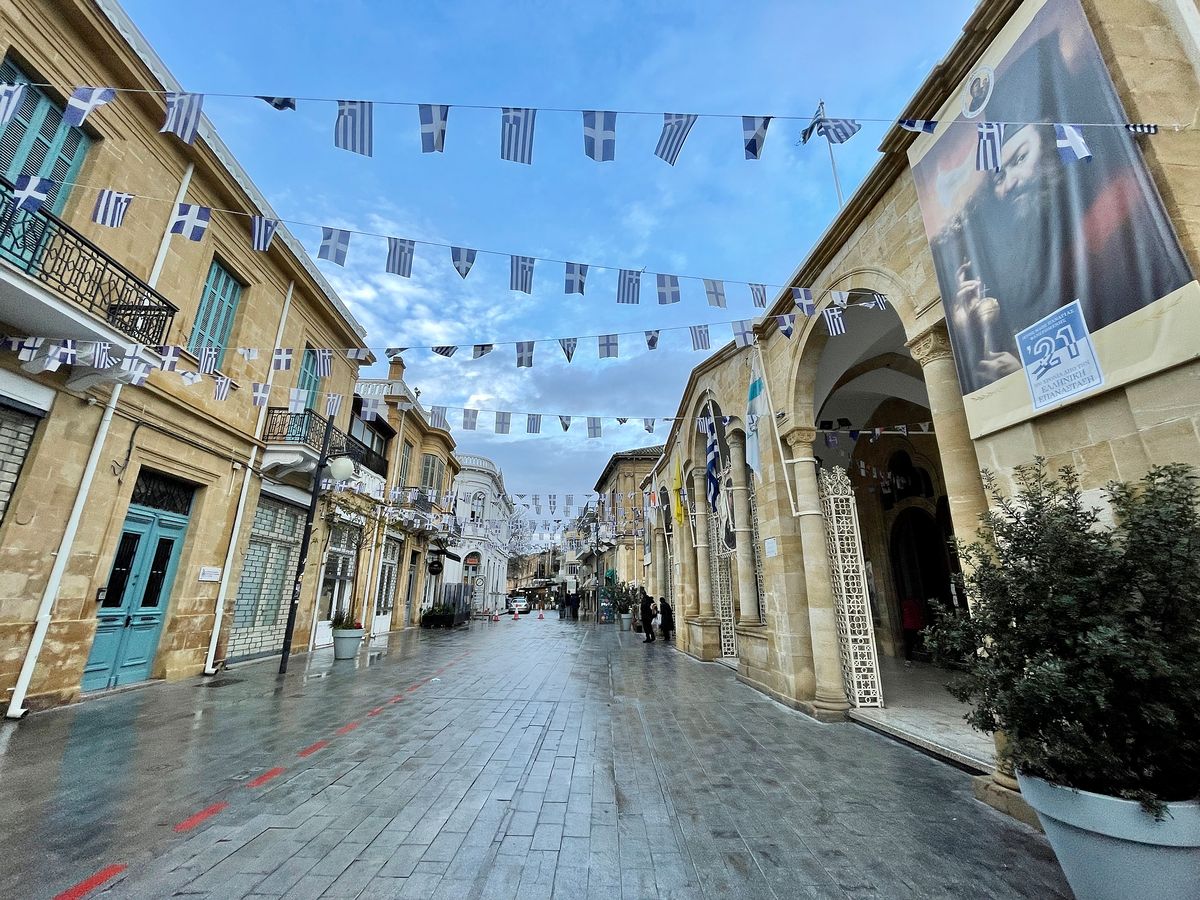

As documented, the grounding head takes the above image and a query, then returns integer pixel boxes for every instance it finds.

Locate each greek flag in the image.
[645,330,660,350]
[90,342,114,369]
[823,306,847,336]
[169,203,210,241]
[430,406,449,430]
[314,348,333,376]
[251,215,279,252]
[251,382,270,407]
[10,175,51,213]
[559,416,571,431]
[495,411,511,434]
[582,110,616,161]
[287,387,307,413]
[657,274,680,305]
[559,337,577,362]
[819,118,861,143]
[273,347,293,370]
[898,118,938,134]
[238,347,260,361]
[325,392,342,418]
[91,189,132,228]
[335,100,373,156]
[749,283,767,308]
[419,104,449,152]
[777,313,796,338]
[210,375,231,401]
[829,290,849,308]
[976,122,1005,171]
[527,414,542,434]
[742,115,770,159]
[361,397,383,421]
[510,255,535,293]
[51,340,78,365]
[863,292,889,310]
[472,344,493,358]
[689,324,711,351]
[565,262,587,295]
[0,84,27,129]
[451,246,476,278]
[655,113,697,166]
[1054,124,1092,163]
[704,279,726,308]
[598,334,618,359]
[732,319,755,348]
[123,359,152,386]
[644,418,655,433]
[162,92,203,143]
[463,408,479,430]
[318,227,351,266]
[792,287,815,316]
[1125,123,1158,135]
[258,96,296,111]
[65,86,116,127]
[704,415,720,511]
[387,237,415,276]
[500,107,536,164]
[432,346,458,358]
[198,346,219,374]
[587,417,602,439]
[617,269,641,305]
[516,341,534,368]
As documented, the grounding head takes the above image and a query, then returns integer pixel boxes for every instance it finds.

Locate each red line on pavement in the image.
[335,721,359,735]
[298,739,328,757]
[389,694,404,703]
[246,767,285,788]
[173,802,229,833]
[406,684,420,692]
[368,706,385,717]
[53,864,127,900]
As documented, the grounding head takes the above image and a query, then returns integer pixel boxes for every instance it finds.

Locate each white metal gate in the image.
[818,466,883,708]
[709,510,737,658]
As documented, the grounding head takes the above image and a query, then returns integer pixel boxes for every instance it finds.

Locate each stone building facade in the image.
[442,453,514,615]
[592,445,662,588]
[643,0,1200,813]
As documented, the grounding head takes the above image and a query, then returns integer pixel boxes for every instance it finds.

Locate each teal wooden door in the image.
[82,505,188,691]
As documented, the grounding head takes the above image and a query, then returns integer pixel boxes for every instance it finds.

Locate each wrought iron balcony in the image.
[263,408,389,479]
[0,177,177,345]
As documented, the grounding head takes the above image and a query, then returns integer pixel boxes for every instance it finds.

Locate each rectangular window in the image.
[187,260,243,368]
[297,347,321,411]
[0,403,38,524]
[419,453,445,492]
[399,441,413,486]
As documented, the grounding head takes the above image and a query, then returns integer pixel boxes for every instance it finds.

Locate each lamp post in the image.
[279,414,356,675]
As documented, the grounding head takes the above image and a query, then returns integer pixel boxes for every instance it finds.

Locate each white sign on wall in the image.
[198,566,222,582]
[763,537,778,558]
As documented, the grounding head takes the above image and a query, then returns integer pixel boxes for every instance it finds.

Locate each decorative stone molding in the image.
[783,426,817,452]
[905,322,954,367]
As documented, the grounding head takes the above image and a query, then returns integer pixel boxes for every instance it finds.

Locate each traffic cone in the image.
[492,612,500,622]
[512,609,519,621]
[537,611,545,620]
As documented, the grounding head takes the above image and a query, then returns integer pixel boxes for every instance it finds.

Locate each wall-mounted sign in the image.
[198,566,222,582]
[1016,299,1103,411]
[763,537,778,558]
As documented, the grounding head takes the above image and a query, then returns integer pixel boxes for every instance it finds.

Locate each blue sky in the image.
[122,0,975,514]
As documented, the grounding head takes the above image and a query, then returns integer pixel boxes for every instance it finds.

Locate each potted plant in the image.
[330,608,365,660]
[421,604,454,629]
[926,462,1200,900]
[615,588,633,631]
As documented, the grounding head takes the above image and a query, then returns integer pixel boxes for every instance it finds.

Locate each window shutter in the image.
[188,260,243,366]
[298,348,321,411]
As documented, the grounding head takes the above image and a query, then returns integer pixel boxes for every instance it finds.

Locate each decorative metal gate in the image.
[747,475,767,624]
[709,510,737,658]
[818,466,883,708]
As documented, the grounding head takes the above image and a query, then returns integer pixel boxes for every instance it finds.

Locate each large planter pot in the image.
[1017,772,1200,900]
[331,627,365,660]
[618,613,632,631]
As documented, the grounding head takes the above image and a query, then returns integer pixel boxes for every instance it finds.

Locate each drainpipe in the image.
[6,163,194,719]
[203,280,294,674]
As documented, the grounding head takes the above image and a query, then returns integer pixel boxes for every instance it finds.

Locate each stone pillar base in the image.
[684,616,722,661]
[972,775,1041,831]
[734,623,770,686]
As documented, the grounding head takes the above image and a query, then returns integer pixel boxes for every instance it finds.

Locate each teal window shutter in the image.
[188,260,243,366]
[0,57,92,213]
[298,348,321,411]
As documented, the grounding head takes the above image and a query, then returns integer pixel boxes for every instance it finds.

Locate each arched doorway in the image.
[889,507,951,661]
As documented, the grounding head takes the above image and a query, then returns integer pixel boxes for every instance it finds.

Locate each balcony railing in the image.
[0,177,178,345]
[263,408,389,478]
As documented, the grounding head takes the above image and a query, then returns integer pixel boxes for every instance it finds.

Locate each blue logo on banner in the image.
[1015,299,1104,411]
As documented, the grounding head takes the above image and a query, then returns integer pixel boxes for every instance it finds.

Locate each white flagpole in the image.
[818,100,845,209]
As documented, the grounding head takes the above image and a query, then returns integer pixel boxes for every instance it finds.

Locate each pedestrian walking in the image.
[659,597,674,643]
[640,589,656,643]
[901,596,925,666]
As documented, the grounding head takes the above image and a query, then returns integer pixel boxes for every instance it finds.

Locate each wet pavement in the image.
[0,618,1070,899]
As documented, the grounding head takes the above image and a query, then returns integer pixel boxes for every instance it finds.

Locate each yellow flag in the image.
[671,455,684,528]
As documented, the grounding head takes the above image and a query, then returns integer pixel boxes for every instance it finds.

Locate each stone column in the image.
[691,469,714,617]
[785,427,850,716]
[905,323,989,545]
[653,526,667,601]
[729,433,761,624]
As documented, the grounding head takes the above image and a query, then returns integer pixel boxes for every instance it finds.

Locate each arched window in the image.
[470,491,486,522]
[463,551,481,585]
[883,451,935,510]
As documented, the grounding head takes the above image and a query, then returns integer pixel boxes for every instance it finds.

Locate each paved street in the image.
[1,619,1069,899]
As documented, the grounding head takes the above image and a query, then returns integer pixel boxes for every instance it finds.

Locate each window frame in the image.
[187,258,244,368]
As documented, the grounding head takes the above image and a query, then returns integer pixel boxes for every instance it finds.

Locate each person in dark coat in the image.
[658,597,674,643]
[639,589,655,643]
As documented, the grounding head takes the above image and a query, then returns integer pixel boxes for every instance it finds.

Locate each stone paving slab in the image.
[0,621,1070,898]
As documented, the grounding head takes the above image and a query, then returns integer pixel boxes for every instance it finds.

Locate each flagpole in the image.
[818,101,845,209]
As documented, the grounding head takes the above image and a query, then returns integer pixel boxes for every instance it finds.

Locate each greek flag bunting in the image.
[749,283,767,308]
[704,279,726,308]
[742,115,770,159]
[0,84,28,129]
[432,345,458,358]
[162,92,203,143]
[587,417,601,439]
[334,100,373,156]
[656,274,680,305]
[598,334,618,359]
[564,262,587,295]
[451,246,476,278]
[431,406,449,429]
[1125,123,1158,135]
[1054,124,1092,163]
[792,287,815,316]
[10,175,51,213]
[15,338,44,362]
[500,107,536,164]
[976,122,1005,171]
[823,306,847,336]
[287,387,307,414]
[495,411,511,434]
[830,290,850,308]
[91,342,114,369]
[777,313,797,338]
[559,337,577,362]
[51,340,78,365]
[213,375,232,401]
[251,382,270,407]
[273,347,293,370]
[732,319,755,348]
[617,269,641,305]
[169,203,210,241]
[419,104,449,152]
[864,292,889,310]
[472,344,493,358]
[258,96,296,111]
[251,216,279,252]
[510,255,535,293]
[387,237,415,276]
[462,408,479,430]
[238,347,260,361]
[318,228,351,266]
[582,110,616,161]
[690,325,711,351]
[64,86,116,127]
[314,348,333,377]
[361,397,383,421]
[898,118,938,134]
[516,341,534,368]
[645,330,660,351]
[654,113,697,166]
[644,418,655,433]
[559,416,571,431]
[527,414,541,434]
[198,346,219,374]
[92,189,133,228]
[123,359,152,386]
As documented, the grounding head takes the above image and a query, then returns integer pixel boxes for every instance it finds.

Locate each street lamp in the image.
[279,415,356,674]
